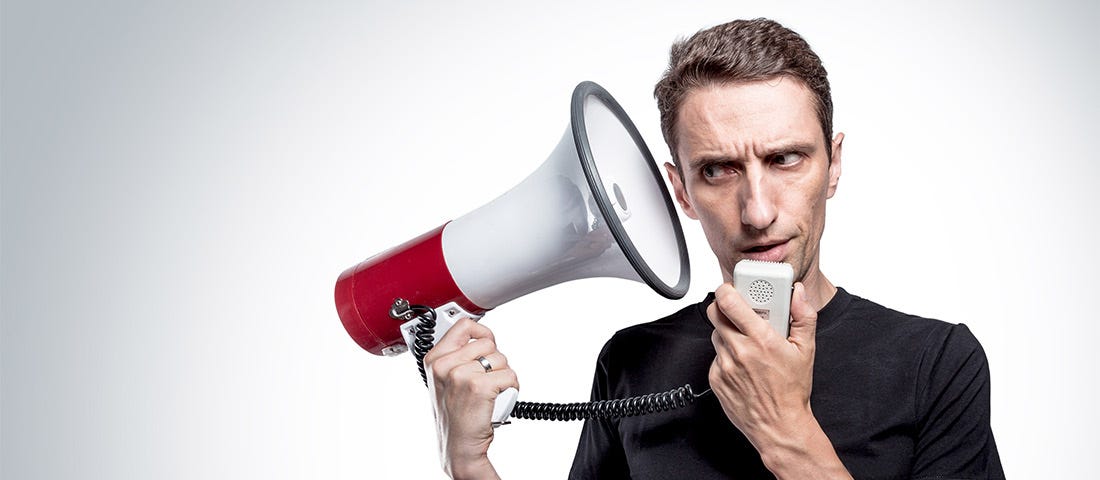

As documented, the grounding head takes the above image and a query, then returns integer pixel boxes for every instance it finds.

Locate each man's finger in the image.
[429,330,506,382]
[486,368,520,394]
[424,317,493,364]
[787,282,818,346]
[711,282,771,338]
[443,365,520,404]
[449,344,509,374]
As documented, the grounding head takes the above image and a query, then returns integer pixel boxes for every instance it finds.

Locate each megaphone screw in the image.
[389,298,413,320]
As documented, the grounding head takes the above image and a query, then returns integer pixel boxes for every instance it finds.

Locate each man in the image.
[424,18,1003,479]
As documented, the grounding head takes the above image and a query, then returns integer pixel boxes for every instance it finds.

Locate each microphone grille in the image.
[748,279,774,304]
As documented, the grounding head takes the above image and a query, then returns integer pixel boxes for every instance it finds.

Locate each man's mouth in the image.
[741,240,789,262]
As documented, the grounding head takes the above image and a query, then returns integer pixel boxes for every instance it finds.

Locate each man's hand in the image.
[707,282,851,479]
[423,318,518,480]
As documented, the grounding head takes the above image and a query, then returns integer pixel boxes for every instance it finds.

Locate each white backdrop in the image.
[3,1,1098,478]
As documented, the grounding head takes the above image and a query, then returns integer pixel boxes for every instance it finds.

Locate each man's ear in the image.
[826,132,844,199]
[664,161,698,219]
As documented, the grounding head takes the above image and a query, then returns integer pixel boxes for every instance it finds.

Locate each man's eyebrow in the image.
[685,154,740,168]
[684,140,820,167]
[764,140,818,154]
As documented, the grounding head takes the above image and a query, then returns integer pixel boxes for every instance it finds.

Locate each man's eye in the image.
[702,164,735,178]
[771,152,802,166]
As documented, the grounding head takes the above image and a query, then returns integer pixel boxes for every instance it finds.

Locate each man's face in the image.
[665,77,843,284]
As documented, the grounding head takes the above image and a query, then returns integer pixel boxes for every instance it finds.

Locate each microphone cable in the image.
[391,298,709,422]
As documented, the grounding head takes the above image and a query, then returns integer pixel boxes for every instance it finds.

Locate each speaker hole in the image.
[748,279,774,304]
[613,183,628,212]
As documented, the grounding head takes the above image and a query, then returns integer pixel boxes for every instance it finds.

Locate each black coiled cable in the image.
[389,298,436,387]
[511,384,697,421]
[392,299,707,422]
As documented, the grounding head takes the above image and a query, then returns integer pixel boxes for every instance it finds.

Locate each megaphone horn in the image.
[335,81,690,357]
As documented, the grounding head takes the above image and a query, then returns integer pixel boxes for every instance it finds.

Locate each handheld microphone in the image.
[733,260,794,337]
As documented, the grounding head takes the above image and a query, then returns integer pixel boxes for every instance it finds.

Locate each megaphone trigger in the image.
[492,387,520,428]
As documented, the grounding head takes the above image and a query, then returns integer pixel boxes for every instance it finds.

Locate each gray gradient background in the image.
[3,1,1098,478]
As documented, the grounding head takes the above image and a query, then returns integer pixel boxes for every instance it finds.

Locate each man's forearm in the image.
[752,410,852,480]
[447,455,501,480]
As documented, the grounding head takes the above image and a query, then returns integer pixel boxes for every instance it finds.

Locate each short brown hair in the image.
[654,18,833,164]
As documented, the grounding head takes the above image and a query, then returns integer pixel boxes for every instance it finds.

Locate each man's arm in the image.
[707,282,852,479]
[911,323,1004,478]
[422,318,519,480]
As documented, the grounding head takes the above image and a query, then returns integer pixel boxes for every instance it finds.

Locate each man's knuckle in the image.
[717,283,735,296]
[464,382,481,396]
[455,317,476,331]
[708,364,724,384]
[444,367,463,384]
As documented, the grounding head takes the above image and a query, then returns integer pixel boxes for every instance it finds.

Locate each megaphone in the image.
[335,81,689,354]
[335,81,690,422]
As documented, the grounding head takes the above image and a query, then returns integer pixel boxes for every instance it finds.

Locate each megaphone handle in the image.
[398,301,519,426]
[492,387,519,427]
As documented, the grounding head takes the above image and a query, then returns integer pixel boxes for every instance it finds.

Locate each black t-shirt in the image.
[569,288,1003,479]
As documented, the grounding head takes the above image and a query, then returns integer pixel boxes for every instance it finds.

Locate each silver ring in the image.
[476,356,493,373]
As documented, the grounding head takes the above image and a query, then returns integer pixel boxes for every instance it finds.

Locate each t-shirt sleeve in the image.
[912,323,1005,479]
[568,340,631,480]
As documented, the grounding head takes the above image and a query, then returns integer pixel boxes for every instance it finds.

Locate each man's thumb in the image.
[788,282,818,344]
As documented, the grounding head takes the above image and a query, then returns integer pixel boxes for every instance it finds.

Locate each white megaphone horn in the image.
[334,81,690,423]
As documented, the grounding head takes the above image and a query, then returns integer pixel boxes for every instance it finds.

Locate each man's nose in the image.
[739,170,778,230]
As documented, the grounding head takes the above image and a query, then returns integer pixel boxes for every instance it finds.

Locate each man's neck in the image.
[799,267,837,312]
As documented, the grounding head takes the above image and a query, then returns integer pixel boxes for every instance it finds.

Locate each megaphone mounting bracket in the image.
[396,300,481,359]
